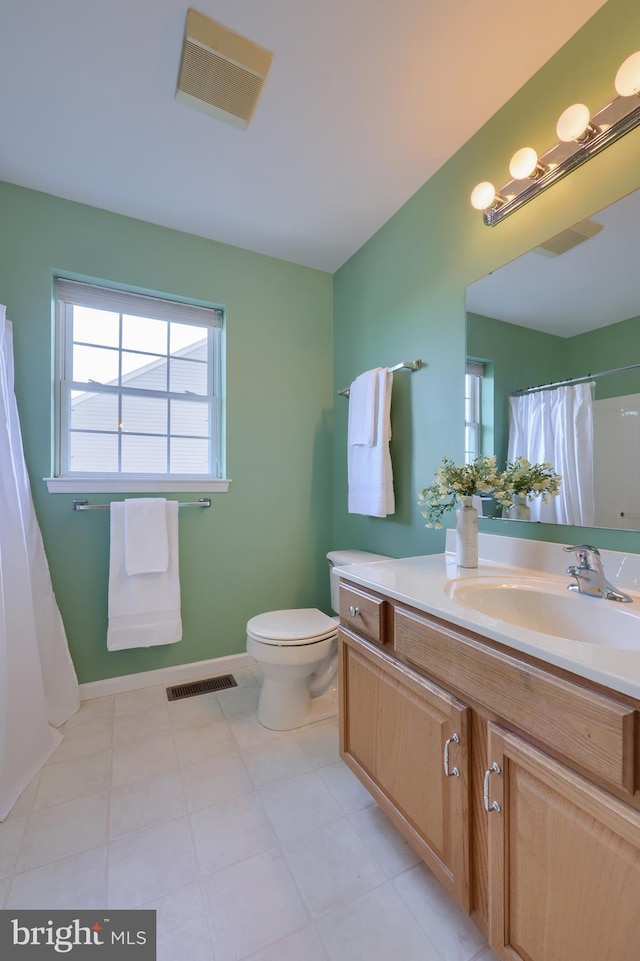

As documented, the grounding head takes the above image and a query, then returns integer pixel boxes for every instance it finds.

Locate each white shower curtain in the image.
[0,305,79,820]
[508,383,595,526]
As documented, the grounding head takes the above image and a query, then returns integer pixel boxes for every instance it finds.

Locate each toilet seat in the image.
[247,608,338,647]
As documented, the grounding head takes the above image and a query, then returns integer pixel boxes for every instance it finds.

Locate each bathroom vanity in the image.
[336,535,640,961]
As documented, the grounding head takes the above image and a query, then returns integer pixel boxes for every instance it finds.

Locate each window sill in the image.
[44,477,231,494]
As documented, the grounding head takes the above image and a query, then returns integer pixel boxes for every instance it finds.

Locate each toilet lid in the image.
[247,608,338,645]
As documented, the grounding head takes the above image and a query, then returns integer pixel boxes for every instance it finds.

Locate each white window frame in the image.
[46,279,230,494]
[465,360,484,464]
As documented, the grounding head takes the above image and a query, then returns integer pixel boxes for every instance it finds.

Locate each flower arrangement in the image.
[418,455,561,528]
[418,455,504,528]
[497,456,562,505]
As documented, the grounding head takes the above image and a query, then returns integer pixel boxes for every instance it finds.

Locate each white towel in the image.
[348,367,395,517]
[347,368,380,446]
[124,498,169,574]
[107,500,182,651]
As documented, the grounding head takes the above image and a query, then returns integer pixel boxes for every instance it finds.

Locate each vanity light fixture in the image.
[471,49,640,226]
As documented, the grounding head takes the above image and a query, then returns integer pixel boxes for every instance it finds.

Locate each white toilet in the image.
[247,550,389,730]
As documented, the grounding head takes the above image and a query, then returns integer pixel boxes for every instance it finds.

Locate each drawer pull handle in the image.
[443,733,460,777]
[348,605,361,617]
[483,762,501,813]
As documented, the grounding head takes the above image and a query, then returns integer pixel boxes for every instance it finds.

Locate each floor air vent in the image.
[166,674,237,701]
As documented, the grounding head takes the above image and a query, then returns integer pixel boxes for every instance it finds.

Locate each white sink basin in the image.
[446,575,640,649]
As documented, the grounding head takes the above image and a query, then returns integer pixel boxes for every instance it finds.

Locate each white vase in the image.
[507,493,531,521]
[455,495,478,568]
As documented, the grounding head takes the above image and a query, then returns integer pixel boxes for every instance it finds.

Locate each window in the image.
[48,279,227,493]
[465,361,484,464]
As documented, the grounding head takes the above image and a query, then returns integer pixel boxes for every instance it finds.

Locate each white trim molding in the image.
[79,652,255,700]
[45,477,231,494]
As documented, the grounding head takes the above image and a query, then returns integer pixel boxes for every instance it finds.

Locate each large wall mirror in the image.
[466,187,640,531]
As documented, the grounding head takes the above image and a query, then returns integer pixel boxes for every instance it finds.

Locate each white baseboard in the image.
[79,652,256,700]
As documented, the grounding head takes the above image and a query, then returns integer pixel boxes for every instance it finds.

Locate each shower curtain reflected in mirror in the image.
[508,383,595,526]
[0,305,79,820]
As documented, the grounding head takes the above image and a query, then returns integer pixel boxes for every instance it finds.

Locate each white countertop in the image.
[334,532,640,701]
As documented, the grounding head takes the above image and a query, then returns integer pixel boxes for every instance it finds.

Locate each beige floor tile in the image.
[259,771,343,842]
[180,753,253,813]
[394,863,487,961]
[46,720,113,764]
[64,696,115,729]
[318,760,375,813]
[167,692,223,732]
[112,733,178,787]
[142,882,214,961]
[246,924,329,961]
[190,793,276,876]
[34,751,111,810]
[350,804,421,877]
[316,882,440,961]
[0,816,27,880]
[201,849,308,961]
[16,795,108,873]
[115,685,168,717]
[107,817,198,908]
[217,684,261,718]
[242,737,312,788]
[113,707,171,746]
[110,770,185,839]
[6,846,108,909]
[3,773,40,820]
[173,719,236,767]
[283,818,384,917]
[294,719,340,768]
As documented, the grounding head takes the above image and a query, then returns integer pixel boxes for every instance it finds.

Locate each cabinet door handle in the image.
[483,762,501,813]
[348,605,360,617]
[443,733,460,777]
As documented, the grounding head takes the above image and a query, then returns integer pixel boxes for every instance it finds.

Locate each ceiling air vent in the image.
[534,217,603,257]
[176,9,273,130]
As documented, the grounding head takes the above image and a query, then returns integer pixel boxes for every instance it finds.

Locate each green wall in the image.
[333,0,640,558]
[569,313,640,399]
[466,312,568,468]
[0,183,333,683]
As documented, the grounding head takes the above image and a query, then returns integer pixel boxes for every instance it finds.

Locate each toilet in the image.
[246,550,389,730]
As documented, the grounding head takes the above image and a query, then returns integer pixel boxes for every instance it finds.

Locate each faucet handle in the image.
[563,544,600,555]
[563,544,601,571]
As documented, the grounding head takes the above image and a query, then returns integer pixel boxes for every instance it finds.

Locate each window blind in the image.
[56,279,223,328]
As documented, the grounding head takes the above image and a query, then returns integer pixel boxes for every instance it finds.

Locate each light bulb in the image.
[470,181,497,211]
[615,50,640,97]
[556,103,594,142]
[509,146,542,180]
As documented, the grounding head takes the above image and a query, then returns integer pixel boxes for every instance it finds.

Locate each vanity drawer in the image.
[339,583,389,646]
[394,606,637,796]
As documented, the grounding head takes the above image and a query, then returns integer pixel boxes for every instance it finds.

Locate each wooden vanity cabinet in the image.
[487,725,640,961]
[339,625,471,910]
[338,579,640,961]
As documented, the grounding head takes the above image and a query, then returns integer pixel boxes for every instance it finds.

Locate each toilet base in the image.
[257,677,338,731]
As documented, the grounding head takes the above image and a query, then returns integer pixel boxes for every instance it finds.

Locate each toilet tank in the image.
[326,550,390,613]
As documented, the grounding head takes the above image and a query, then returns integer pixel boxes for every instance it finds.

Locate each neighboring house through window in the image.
[46,279,228,493]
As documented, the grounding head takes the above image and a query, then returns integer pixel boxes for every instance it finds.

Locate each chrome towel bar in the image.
[72,498,211,511]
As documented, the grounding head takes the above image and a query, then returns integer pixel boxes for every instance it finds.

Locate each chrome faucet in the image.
[564,544,632,602]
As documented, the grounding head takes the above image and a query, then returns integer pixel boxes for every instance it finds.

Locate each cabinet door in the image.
[339,628,471,910]
[487,724,640,961]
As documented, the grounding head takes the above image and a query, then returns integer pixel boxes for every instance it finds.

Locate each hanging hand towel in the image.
[347,367,380,446]
[348,367,395,517]
[107,500,182,651]
[124,497,170,574]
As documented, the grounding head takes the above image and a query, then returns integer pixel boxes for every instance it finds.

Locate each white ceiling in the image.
[0,1,605,272]
[466,186,640,338]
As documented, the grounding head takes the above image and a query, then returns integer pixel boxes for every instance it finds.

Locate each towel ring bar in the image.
[72,498,211,511]
[338,359,423,397]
